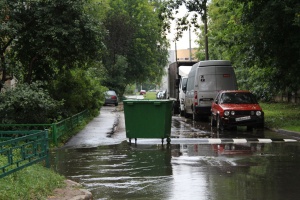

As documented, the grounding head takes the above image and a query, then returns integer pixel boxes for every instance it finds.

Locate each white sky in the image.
[167,5,199,50]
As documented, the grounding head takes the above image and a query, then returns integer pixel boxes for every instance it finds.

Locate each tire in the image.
[180,110,185,117]
[211,114,216,127]
[115,102,118,106]
[217,115,224,131]
[184,109,190,118]
[193,112,200,121]
[247,126,253,131]
[257,122,264,130]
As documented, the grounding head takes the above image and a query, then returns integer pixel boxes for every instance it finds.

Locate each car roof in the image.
[219,90,251,93]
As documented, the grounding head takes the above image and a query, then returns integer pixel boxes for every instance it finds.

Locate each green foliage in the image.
[49,66,106,117]
[261,102,300,131]
[204,0,300,100]
[0,82,63,124]
[1,0,105,85]
[0,164,65,200]
[124,84,136,95]
[103,0,169,95]
[102,55,128,97]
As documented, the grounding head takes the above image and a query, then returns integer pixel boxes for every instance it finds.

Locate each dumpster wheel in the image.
[166,137,171,144]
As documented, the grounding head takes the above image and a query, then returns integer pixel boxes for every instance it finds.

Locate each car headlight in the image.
[231,111,235,115]
[256,111,262,116]
[224,111,230,116]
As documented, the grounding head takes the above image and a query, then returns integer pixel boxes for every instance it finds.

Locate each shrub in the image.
[0,82,64,124]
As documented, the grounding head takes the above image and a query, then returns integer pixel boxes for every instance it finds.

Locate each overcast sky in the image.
[166,5,199,50]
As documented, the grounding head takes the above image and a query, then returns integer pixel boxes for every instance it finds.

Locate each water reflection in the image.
[51,141,300,200]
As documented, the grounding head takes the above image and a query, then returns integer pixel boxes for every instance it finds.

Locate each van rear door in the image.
[197,67,216,108]
[215,66,238,90]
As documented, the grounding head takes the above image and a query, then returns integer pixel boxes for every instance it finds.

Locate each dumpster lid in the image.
[123,99,173,104]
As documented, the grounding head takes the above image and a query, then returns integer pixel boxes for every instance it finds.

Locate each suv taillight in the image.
[111,96,117,99]
[194,91,198,106]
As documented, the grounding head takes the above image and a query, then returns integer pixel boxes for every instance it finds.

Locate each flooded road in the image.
[51,109,300,200]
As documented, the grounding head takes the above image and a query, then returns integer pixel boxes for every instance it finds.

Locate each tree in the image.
[102,0,168,95]
[0,0,105,88]
[205,0,300,101]
[161,0,209,59]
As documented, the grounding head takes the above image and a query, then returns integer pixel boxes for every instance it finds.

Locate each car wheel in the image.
[115,102,118,106]
[180,110,185,117]
[247,126,253,131]
[257,122,264,130]
[193,112,200,121]
[217,115,224,131]
[184,109,190,118]
[211,114,216,127]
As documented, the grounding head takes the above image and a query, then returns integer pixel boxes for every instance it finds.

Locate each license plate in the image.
[235,116,251,122]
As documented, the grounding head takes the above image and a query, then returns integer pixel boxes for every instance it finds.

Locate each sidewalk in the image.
[49,105,123,199]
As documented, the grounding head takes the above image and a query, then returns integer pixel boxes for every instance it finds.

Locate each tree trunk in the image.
[26,56,37,84]
[203,2,209,60]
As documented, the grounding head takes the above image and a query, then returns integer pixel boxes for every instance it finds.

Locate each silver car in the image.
[104,90,118,106]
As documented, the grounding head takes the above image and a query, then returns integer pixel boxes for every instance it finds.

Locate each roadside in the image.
[47,104,124,200]
[47,101,299,199]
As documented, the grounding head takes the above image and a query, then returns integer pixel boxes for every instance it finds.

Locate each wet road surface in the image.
[51,106,300,200]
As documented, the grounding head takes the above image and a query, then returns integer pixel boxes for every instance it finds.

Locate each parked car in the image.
[211,90,264,130]
[140,90,146,95]
[156,90,166,99]
[104,90,118,106]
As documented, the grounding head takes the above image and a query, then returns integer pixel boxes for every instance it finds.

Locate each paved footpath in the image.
[63,105,121,148]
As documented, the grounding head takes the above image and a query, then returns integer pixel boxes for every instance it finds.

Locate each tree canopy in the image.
[204,0,300,101]
[102,0,169,96]
[0,0,170,120]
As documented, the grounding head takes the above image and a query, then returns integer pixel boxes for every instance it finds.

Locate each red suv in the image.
[211,90,264,130]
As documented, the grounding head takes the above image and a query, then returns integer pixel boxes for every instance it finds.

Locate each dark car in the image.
[211,90,264,130]
[104,90,118,106]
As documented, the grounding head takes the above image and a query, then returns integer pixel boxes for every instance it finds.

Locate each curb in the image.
[48,179,92,200]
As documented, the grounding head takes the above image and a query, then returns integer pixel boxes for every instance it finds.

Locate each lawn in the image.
[260,102,300,132]
[142,91,157,100]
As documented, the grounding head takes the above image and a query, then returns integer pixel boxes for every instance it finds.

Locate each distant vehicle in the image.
[140,90,146,95]
[168,61,196,115]
[211,90,264,131]
[156,90,166,99]
[104,90,118,106]
[185,60,238,121]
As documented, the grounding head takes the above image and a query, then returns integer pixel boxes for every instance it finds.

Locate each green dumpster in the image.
[123,99,173,144]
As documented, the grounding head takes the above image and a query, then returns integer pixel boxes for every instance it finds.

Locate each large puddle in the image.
[51,140,300,200]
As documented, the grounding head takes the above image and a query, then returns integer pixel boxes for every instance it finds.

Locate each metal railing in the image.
[0,130,49,178]
[0,110,89,146]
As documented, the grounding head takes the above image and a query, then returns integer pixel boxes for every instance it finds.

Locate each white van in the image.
[178,66,192,116]
[184,60,238,121]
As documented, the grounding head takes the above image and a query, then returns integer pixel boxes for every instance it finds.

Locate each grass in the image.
[260,102,300,132]
[0,164,65,199]
[142,91,157,100]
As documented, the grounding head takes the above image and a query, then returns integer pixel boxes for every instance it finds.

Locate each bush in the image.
[49,67,107,117]
[0,82,64,124]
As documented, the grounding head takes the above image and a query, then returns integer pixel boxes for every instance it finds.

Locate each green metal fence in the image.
[0,130,49,178]
[0,110,89,146]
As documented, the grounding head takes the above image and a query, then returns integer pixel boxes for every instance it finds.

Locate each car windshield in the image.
[220,92,258,104]
[106,91,116,95]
